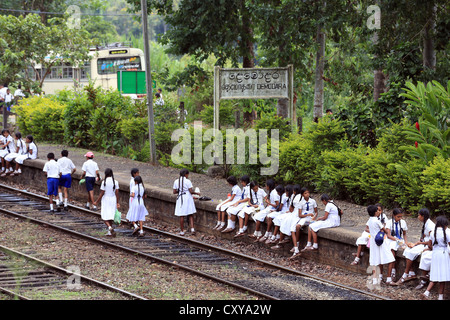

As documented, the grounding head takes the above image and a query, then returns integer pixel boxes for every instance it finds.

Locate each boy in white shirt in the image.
[43,153,61,213]
[57,150,76,211]
[80,151,100,210]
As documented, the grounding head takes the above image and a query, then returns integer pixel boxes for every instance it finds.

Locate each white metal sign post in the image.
[213,65,295,134]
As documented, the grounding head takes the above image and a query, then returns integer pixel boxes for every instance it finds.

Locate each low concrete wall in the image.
[4,159,417,277]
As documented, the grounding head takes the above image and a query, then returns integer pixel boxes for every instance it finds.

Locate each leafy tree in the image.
[0,13,92,93]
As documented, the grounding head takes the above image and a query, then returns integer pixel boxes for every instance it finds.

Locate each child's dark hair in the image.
[375,203,385,223]
[284,184,294,207]
[177,169,189,195]
[418,208,430,241]
[249,181,258,205]
[15,132,24,151]
[240,175,250,185]
[1,129,10,135]
[390,208,404,237]
[47,152,54,159]
[103,168,116,191]
[61,150,69,157]
[227,175,238,186]
[367,205,378,216]
[266,179,276,194]
[134,175,144,204]
[131,168,139,177]
[275,185,285,211]
[433,215,448,246]
[320,194,331,202]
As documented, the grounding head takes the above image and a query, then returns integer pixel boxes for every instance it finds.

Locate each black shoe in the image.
[64,206,69,211]
[49,209,55,214]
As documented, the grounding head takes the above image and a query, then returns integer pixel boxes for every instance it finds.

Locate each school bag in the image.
[375,230,385,246]
[329,201,344,217]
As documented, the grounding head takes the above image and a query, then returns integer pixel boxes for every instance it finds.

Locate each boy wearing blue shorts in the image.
[57,150,76,211]
[80,151,100,211]
[43,153,61,213]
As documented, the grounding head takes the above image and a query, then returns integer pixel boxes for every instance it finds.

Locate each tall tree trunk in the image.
[313,24,326,120]
[423,4,437,70]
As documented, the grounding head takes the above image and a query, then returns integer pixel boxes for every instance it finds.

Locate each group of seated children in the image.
[359,204,449,299]
[0,130,37,176]
[213,175,342,259]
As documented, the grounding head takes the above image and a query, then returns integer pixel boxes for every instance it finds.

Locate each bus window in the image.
[97,56,141,75]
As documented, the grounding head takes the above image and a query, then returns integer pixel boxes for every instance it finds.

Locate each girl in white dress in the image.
[3,132,26,175]
[127,176,148,237]
[301,194,341,252]
[289,188,318,258]
[173,169,200,235]
[213,176,241,231]
[252,179,279,242]
[222,175,250,233]
[94,168,119,237]
[396,208,435,288]
[384,208,408,283]
[235,181,267,238]
[127,168,139,229]
[278,185,302,243]
[422,215,450,300]
[351,203,387,266]
[267,185,294,245]
[365,204,395,287]
[261,184,285,244]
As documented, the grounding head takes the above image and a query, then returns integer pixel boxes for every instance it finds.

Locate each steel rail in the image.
[0,183,388,300]
[0,244,147,300]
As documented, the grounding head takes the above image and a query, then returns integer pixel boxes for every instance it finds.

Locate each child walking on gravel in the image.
[57,150,76,211]
[80,151,100,211]
[94,168,120,237]
[127,175,148,237]
[173,169,200,236]
[43,153,61,213]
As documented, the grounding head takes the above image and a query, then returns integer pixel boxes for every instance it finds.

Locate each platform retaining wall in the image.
[4,159,422,278]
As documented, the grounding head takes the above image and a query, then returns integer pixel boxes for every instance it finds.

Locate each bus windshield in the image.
[97,56,141,75]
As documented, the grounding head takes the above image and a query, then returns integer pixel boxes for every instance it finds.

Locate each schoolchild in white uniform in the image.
[422,215,450,300]
[396,208,434,288]
[127,168,140,229]
[301,194,341,252]
[94,168,119,237]
[268,185,294,245]
[252,179,279,242]
[127,175,148,237]
[222,175,250,233]
[43,153,61,213]
[289,188,318,258]
[236,181,267,238]
[3,132,26,176]
[365,204,395,288]
[173,169,200,236]
[351,203,387,265]
[80,151,100,211]
[12,135,37,175]
[56,150,76,211]
[277,185,302,244]
[384,208,408,284]
[213,176,242,231]
[0,129,14,173]
[260,184,285,244]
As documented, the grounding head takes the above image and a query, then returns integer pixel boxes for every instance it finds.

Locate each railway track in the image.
[0,183,389,300]
[0,244,146,300]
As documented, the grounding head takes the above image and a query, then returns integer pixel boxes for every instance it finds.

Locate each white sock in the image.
[294,247,299,253]
[387,277,392,283]
[424,290,430,297]
[86,202,90,207]
[9,167,13,172]
[306,242,312,247]
[58,193,63,202]
[312,243,318,249]
[438,294,444,300]
[1,167,4,171]
[296,242,299,247]
[242,226,247,232]
[50,204,53,210]
[220,221,225,227]
[402,273,408,279]
[18,168,21,173]
[409,271,416,276]
[64,198,68,206]
[372,278,378,285]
